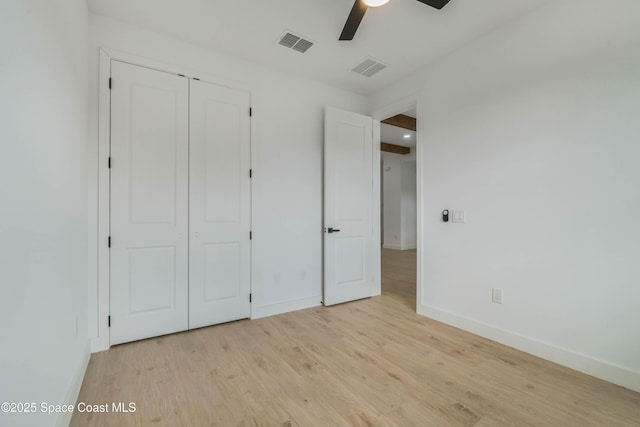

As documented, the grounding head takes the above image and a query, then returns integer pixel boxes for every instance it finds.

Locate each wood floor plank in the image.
[72,249,640,426]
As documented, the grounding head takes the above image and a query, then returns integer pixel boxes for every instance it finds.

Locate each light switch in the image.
[452,210,466,223]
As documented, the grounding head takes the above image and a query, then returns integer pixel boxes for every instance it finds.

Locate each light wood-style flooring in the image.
[72,249,640,426]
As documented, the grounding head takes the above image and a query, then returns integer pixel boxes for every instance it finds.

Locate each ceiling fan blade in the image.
[339,0,368,41]
[415,0,451,10]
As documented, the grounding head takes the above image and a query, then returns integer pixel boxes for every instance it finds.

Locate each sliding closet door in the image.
[110,61,189,345]
[189,80,252,329]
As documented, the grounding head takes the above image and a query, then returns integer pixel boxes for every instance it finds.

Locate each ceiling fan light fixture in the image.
[363,0,390,7]
[341,0,449,41]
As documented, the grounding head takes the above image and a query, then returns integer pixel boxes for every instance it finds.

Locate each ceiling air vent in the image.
[278,31,315,53]
[351,57,388,78]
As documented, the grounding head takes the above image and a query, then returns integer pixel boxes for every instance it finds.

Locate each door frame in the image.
[371,94,422,313]
[90,48,255,352]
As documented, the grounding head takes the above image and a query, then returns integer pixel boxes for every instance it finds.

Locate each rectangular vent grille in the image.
[351,57,388,78]
[278,31,314,53]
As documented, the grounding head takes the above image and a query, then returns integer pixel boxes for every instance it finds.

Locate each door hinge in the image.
[108,157,111,169]
[249,293,252,303]
[249,107,252,117]
[108,316,111,327]
[108,236,111,248]
[249,169,252,178]
[108,78,112,90]
[250,231,252,240]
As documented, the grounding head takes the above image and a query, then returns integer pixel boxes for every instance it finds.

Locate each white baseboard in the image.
[56,341,91,427]
[91,335,110,353]
[383,243,416,251]
[89,295,324,351]
[382,244,402,250]
[418,303,640,393]
[251,295,322,320]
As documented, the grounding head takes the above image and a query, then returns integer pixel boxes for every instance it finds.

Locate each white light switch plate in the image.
[452,210,466,223]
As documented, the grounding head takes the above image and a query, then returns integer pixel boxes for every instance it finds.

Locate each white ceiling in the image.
[87,0,549,95]
[381,108,416,147]
[382,123,415,147]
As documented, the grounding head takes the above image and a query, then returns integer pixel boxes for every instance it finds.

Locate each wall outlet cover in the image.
[492,288,503,304]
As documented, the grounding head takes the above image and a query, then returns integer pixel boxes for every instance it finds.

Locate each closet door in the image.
[189,80,251,329]
[110,61,189,345]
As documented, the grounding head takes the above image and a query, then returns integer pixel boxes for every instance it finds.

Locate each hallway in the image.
[381,248,416,310]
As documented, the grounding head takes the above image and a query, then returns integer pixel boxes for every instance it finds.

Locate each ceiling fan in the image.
[339,0,451,41]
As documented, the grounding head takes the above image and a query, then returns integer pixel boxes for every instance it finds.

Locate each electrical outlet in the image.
[492,288,503,304]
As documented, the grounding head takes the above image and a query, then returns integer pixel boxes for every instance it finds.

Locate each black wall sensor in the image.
[442,209,449,222]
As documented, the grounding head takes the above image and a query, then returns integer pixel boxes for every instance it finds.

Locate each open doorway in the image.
[380,108,417,310]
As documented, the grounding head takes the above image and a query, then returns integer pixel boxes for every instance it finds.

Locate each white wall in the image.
[382,154,416,250]
[383,158,402,249]
[400,161,417,250]
[0,0,90,426]
[369,0,640,391]
[87,14,366,345]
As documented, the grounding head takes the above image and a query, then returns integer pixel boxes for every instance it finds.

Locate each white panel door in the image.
[110,61,189,345]
[324,107,376,306]
[189,80,251,329]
